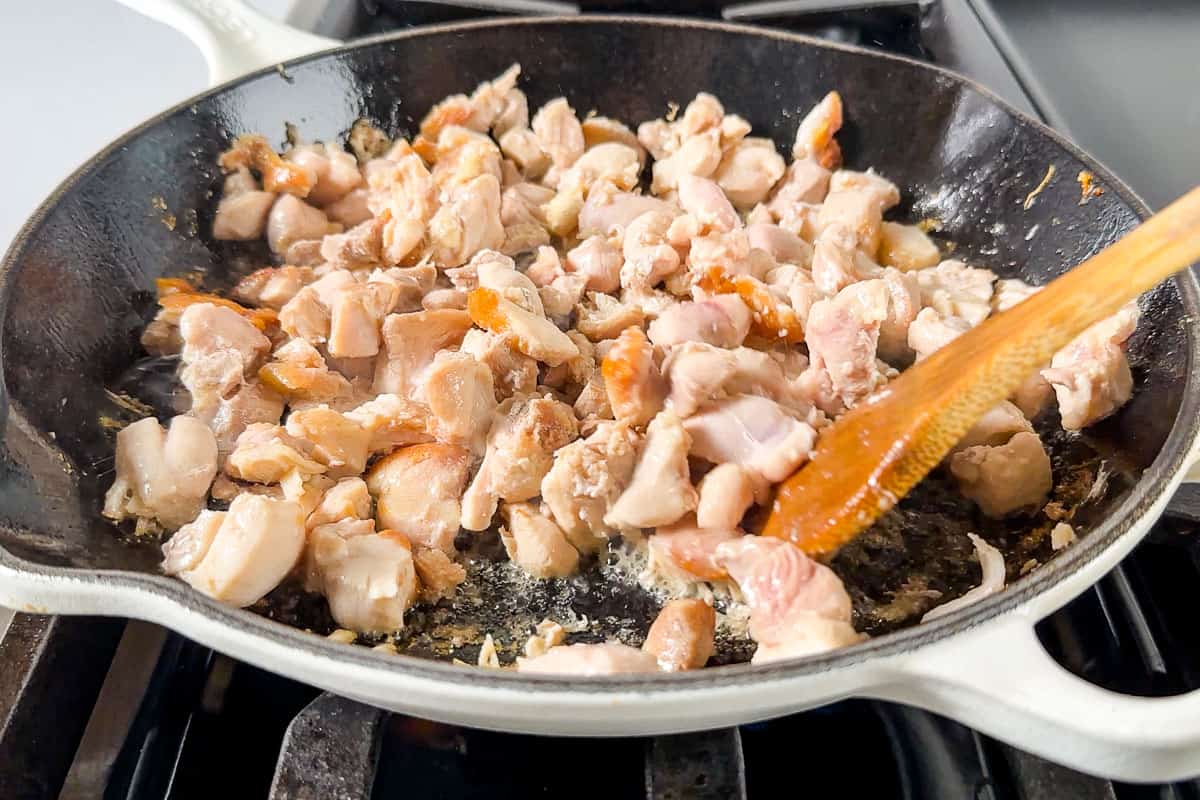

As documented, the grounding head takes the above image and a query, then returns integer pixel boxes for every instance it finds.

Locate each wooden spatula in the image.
[762,186,1200,557]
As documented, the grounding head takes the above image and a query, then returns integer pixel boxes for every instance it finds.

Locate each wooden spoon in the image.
[762,186,1200,557]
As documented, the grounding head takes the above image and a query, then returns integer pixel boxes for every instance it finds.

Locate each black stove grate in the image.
[2,2,1200,798]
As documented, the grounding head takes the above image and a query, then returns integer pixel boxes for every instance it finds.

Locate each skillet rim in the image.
[1,14,1197,693]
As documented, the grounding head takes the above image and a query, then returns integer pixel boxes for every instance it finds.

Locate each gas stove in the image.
[3,1,1200,798]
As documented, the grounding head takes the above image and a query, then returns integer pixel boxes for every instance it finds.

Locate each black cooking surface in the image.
[2,1,1199,798]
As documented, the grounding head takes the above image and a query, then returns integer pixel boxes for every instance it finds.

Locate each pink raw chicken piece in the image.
[517,642,660,675]
[1041,304,1139,430]
[682,394,817,482]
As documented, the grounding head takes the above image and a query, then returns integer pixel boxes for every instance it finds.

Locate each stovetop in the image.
[3,1,1200,798]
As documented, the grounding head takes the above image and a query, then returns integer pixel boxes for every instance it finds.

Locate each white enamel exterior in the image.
[4,4,1200,784]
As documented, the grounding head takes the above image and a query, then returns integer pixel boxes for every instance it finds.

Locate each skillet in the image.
[2,8,1200,782]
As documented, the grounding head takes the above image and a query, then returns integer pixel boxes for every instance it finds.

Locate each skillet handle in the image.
[871,613,1200,782]
[113,0,338,86]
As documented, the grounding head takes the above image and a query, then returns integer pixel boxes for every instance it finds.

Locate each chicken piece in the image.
[266,195,336,255]
[373,309,473,398]
[915,260,996,327]
[677,174,740,234]
[201,380,286,456]
[907,307,971,362]
[828,169,900,211]
[366,443,471,554]
[646,296,751,349]
[1051,522,1077,551]
[326,281,399,359]
[695,268,805,344]
[683,395,817,482]
[531,98,585,183]
[103,416,218,531]
[643,599,716,671]
[816,188,883,254]
[500,502,580,578]
[233,266,315,310]
[373,265,438,313]
[308,528,418,633]
[460,396,579,530]
[582,116,646,167]
[544,143,642,236]
[427,174,506,267]
[367,149,436,265]
[992,277,1040,312]
[278,287,330,345]
[288,143,363,206]
[285,405,370,478]
[877,269,922,364]
[696,463,757,529]
[429,125,504,195]
[524,245,565,287]
[749,614,865,664]
[746,223,812,267]
[577,184,676,238]
[573,370,613,428]
[811,226,866,296]
[306,476,372,529]
[604,411,697,529]
[225,423,327,483]
[540,421,640,549]
[714,138,786,209]
[1041,304,1138,430]
[949,431,1053,517]
[324,187,372,227]
[791,91,843,168]
[212,169,275,241]
[539,273,588,327]
[804,280,891,405]
[218,134,314,196]
[646,520,741,584]
[258,339,354,405]
[500,181,554,255]
[715,535,856,649]
[601,326,666,427]
[424,351,497,454]
[165,495,305,606]
[413,547,467,603]
[475,250,544,314]
[767,158,832,220]
[422,288,468,311]
[686,227,770,280]
[564,234,623,294]
[651,128,722,195]
[319,216,383,270]
[956,400,1034,451]
[879,221,940,271]
[575,292,646,342]
[467,287,579,366]
[498,127,551,178]
[662,342,797,418]
[342,394,430,454]
[620,210,682,290]
[179,303,272,416]
[517,642,660,675]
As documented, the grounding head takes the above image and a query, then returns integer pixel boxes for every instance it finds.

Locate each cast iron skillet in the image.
[1,15,1199,780]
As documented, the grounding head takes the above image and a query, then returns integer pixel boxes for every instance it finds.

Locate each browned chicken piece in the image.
[646,296,751,349]
[366,443,471,554]
[531,98,585,187]
[621,210,683,290]
[577,186,679,239]
[266,194,337,254]
[200,380,286,456]
[906,307,971,362]
[308,528,418,633]
[225,423,327,483]
[179,303,272,416]
[233,266,315,310]
[467,287,579,366]
[540,421,640,551]
[474,250,544,313]
[499,127,551,178]
[677,174,739,233]
[746,223,813,267]
[429,125,504,195]
[816,188,883,255]
[767,158,832,218]
[460,395,579,530]
[460,329,539,401]
[642,598,716,671]
[915,259,997,326]
[218,134,314,196]
[413,547,467,603]
[424,351,498,454]
[324,187,373,227]
[696,463,758,529]
[791,91,843,168]
[427,174,506,268]
[373,309,474,398]
[306,476,372,529]
[163,495,306,607]
[604,410,697,529]
[646,519,741,585]
[213,168,276,241]
[828,169,900,211]
[288,143,363,206]
[516,642,660,675]
[575,292,646,342]
[285,405,371,478]
[103,416,218,531]
[500,502,580,578]
[602,326,666,427]
[695,268,805,344]
[878,221,940,271]
[258,338,354,405]
[1041,303,1139,430]
[949,431,1053,517]
[876,269,922,364]
[417,64,520,143]
[651,128,722,195]
[714,138,787,209]
[582,116,647,167]
[684,395,818,482]
[805,280,891,405]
